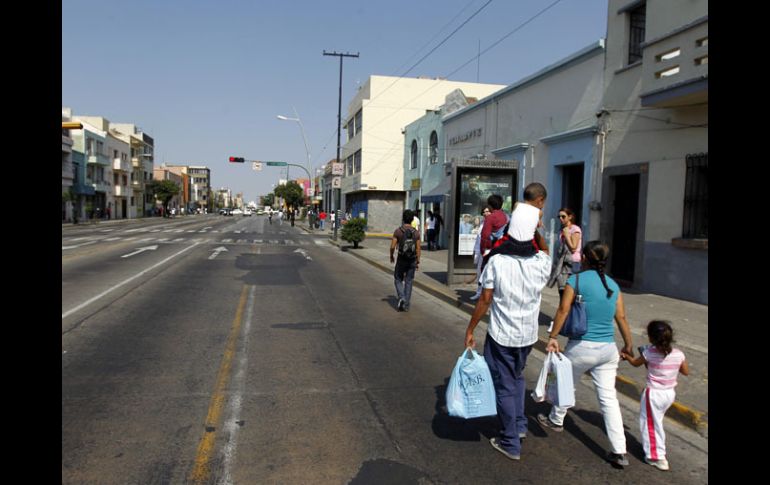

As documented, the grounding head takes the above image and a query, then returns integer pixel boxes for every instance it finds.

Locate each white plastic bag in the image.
[446,348,497,418]
[531,352,575,408]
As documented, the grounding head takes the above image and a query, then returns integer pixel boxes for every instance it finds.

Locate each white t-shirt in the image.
[426,217,436,230]
[481,251,552,347]
[507,202,540,241]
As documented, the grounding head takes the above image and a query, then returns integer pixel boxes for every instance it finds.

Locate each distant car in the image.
[219,208,232,216]
[256,209,265,215]
[243,209,253,216]
[231,208,243,215]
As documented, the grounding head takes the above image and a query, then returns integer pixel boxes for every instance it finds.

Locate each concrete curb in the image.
[326,235,707,435]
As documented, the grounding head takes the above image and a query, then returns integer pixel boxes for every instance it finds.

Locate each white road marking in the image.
[219,285,256,485]
[121,245,158,259]
[63,242,202,319]
[62,240,98,250]
[208,246,229,260]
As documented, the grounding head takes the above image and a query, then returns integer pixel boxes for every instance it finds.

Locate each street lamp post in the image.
[277,108,314,209]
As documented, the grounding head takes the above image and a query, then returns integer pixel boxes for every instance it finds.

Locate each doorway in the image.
[561,164,584,226]
[610,174,640,285]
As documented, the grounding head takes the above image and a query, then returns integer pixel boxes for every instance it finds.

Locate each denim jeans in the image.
[484,337,532,456]
[548,340,627,454]
[394,258,416,308]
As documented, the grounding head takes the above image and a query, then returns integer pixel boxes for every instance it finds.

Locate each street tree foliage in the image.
[263,193,275,208]
[145,179,180,216]
[341,217,367,248]
[273,181,304,210]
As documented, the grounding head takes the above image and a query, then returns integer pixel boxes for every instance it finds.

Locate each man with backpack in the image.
[390,209,421,312]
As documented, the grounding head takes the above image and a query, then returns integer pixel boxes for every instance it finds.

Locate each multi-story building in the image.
[402,89,485,249]
[72,116,111,219]
[598,0,707,303]
[111,123,154,218]
[217,188,233,209]
[75,116,131,219]
[165,165,211,212]
[339,75,506,232]
[62,108,75,221]
[153,168,184,213]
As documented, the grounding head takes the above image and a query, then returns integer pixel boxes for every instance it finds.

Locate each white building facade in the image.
[339,75,505,232]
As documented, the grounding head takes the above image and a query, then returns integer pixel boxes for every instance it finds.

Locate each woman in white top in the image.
[470,206,492,301]
[426,210,437,251]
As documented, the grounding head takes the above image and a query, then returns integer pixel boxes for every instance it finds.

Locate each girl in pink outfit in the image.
[622,320,689,471]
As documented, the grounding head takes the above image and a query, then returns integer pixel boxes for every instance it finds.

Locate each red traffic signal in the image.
[229,156,245,163]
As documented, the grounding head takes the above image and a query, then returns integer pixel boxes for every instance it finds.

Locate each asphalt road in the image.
[62,215,708,484]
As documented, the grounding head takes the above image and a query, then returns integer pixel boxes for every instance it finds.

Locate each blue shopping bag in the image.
[445,348,497,418]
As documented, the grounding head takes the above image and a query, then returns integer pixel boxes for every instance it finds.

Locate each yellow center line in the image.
[188,285,249,483]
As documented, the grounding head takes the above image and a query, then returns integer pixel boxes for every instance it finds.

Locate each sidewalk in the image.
[306,223,708,436]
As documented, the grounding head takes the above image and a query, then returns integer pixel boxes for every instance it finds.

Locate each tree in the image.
[262,193,275,208]
[341,217,367,248]
[273,181,304,211]
[145,179,180,217]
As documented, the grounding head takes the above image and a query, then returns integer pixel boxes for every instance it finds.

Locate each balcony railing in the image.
[114,185,131,197]
[87,154,111,165]
[640,18,708,107]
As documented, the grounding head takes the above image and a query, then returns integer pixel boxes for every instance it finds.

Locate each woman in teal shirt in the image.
[538,241,635,468]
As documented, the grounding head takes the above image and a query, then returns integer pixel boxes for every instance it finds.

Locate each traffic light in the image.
[229,156,245,163]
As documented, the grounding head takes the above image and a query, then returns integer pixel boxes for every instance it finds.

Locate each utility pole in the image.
[323,50,359,241]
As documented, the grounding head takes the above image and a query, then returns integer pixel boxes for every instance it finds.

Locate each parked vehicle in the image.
[243,209,253,216]
[232,208,243,215]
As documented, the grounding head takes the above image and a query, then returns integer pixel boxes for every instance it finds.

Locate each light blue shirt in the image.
[566,271,620,343]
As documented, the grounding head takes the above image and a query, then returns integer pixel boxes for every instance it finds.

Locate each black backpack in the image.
[399,227,418,259]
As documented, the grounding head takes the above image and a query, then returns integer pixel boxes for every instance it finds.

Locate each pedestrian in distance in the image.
[464,228,551,462]
[621,320,689,472]
[268,209,273,225]
[390,209,421,312]
[434,211,444,249]
[426,210,437,251]
[319,210,327,230]
[540,241,635,468]
[411,210,421,234]
[548,207,583,301]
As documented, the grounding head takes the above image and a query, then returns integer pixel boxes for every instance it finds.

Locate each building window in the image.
[347,155,354,176]
[429,131,438,164]
[354,110,362,135]
[354,150,362,173]
[410,140,418,170]
[628,3,646,65]
[683,153,708,238]
[347,119,354,141]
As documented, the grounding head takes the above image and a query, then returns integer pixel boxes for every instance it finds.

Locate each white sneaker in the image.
[645,457,669,471]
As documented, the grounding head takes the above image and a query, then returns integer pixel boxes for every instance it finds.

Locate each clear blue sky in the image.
[62,0,608,204]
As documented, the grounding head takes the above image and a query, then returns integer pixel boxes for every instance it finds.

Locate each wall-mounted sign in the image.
[410,178,421,190]
[332,177,341,188]
[448,128,482,146]
[332,163,344,175]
